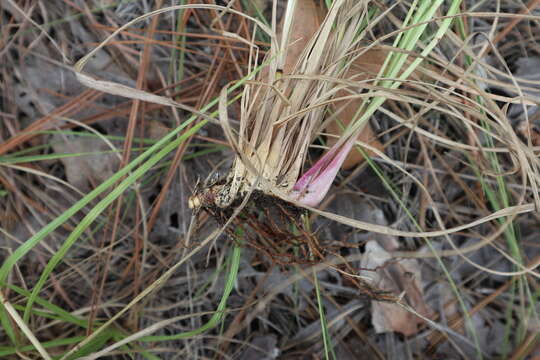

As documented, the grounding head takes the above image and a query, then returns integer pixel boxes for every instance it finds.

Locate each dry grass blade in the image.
[4,0,540,358]
[0,290,52,360]
[72,4,273,123]
[59,226,222,360]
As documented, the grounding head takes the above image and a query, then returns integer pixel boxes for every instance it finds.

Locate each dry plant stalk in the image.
[190,0,374,215]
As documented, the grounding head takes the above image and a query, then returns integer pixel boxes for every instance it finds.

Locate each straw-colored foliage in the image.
[2,0,540,358]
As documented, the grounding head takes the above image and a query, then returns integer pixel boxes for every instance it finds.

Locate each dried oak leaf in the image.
[52,134,119,192]
[361,239,434,336]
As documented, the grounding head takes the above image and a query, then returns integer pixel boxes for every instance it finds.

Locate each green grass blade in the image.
[139,243,241,341]
[313,268,337,360]
[21,120,206,322]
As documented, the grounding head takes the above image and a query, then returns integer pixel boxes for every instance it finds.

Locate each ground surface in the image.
[1,1,540,359]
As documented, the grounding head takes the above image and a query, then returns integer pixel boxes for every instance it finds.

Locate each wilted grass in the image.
[1,0,540,359]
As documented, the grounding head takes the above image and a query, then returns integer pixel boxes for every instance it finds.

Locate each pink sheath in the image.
[289,138,355,207]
